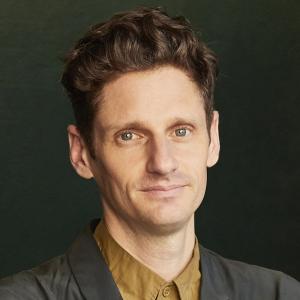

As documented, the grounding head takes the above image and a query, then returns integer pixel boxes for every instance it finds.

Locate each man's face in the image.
[84,66,219,234]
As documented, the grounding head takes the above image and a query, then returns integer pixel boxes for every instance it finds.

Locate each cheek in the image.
[188,159,208,192]
[96,148,141,191]
[179,145,208,189]
[178,140,209,169]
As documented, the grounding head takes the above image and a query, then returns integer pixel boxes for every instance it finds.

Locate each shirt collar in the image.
[93,219,201,299]
[66,218,230,300]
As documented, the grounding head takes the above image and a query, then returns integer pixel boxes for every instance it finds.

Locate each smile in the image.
[140,185,186,198]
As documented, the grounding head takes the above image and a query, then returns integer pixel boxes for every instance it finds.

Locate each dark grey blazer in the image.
[0,219,299,299]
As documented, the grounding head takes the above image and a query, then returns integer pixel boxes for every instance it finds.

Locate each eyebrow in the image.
[102,117,200,133]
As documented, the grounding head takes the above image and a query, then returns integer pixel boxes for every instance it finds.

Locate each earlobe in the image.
[207,111,220,168]
[67,125,94,179]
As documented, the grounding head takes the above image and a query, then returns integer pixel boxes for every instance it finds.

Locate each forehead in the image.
[96,66,206,130]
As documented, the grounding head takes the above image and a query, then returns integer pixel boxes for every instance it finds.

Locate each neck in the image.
[103,213,196,281]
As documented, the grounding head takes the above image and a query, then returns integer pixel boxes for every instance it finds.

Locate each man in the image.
[0,6,299,300]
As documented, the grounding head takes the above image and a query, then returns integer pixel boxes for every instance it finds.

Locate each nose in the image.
[146,137,179,175]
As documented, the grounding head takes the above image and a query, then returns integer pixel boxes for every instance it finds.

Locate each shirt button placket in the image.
[162,286,171,297]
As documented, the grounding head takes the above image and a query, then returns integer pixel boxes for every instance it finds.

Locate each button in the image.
[162,286,170,297]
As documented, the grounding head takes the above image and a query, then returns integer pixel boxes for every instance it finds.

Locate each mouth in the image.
[140,185,186,198]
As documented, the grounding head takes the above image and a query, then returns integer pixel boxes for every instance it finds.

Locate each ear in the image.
[207,111,220,168]
[67,125,94,179]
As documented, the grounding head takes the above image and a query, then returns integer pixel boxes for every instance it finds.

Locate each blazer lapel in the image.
[67,219,122,300]
[67,219,231,300]
[199,245,230,300]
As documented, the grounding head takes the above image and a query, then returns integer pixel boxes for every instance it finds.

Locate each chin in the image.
[131,190,201,233]
[141,211,194,235]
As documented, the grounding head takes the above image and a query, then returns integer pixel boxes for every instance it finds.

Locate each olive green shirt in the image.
[93,221,200,300]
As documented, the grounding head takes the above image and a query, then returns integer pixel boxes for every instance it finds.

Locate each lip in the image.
[141,185,185,191]
[140,185,186,198]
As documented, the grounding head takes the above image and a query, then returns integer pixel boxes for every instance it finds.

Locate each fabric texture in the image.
[0,218,299,300]
[93,219,200,300]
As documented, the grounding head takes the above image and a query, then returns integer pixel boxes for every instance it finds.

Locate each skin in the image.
[68,65,220,281]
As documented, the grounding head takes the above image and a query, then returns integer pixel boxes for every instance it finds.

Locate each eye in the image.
[120,131,135,141]
[175,127,191,137]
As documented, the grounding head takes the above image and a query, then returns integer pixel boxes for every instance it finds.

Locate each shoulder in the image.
[0,254,79,300]
[200,246,300,299]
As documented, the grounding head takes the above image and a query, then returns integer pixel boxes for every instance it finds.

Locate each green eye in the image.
[121,132,133,141]
[175,128,189,136]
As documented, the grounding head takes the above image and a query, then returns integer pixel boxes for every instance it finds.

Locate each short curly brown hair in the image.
[61,6,218,158]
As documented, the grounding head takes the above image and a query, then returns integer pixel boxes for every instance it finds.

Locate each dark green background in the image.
[1,0,299,280]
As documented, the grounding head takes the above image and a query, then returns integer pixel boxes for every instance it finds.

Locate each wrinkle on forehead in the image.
[94,66,206,134]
